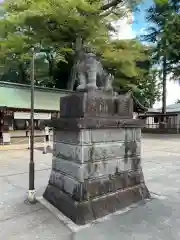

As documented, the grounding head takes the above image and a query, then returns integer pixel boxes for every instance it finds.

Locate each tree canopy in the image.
[0,0,161,107]
[142,0,180,113]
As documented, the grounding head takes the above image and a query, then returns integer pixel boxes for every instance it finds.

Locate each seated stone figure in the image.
[75,46,114,92]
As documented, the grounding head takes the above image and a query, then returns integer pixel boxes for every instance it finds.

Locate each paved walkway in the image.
[0,142,45,151]
[10,130,53,137]
[0,136,180,239]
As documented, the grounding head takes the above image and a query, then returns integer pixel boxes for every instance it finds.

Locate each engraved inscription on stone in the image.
[118,99,130,116]
[87,97,111,116]
[117,94,133,117]
[99,100,108,113]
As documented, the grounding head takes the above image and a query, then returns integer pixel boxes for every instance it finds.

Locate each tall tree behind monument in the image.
[143,0,180,115]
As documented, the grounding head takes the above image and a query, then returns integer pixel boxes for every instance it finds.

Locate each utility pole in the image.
[27,48,36,203]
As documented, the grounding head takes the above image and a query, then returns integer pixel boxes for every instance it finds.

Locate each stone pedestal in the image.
[43,90,150,225]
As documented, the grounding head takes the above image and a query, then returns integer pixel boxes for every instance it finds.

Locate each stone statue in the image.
[76,51,98,90]
[75,46,114,92]
[103,72,114,92]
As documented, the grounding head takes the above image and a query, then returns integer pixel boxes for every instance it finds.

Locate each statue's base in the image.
[43,91,150,226]
[43,183,150,225]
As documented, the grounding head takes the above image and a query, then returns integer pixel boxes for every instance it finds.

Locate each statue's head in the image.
[83,44,96,54]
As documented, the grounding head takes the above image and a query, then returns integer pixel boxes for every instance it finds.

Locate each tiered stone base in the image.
[43,128,150,225]
[44,182,150,225]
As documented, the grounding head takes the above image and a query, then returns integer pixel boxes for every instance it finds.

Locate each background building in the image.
[0,82,72,136]
[139,103,180,134]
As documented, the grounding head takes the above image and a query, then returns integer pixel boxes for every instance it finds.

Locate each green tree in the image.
[0,0,161,106]
[143,0,180,114]
[96,39,160,107]
[0,0,141,84]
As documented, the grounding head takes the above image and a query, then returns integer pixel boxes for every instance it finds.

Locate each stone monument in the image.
[43,50,150,225]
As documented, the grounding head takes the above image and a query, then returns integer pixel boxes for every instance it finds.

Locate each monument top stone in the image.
[48,90,145,131]
[60,90,134,118]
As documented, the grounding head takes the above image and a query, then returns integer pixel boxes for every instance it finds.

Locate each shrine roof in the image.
[0,81,72,111]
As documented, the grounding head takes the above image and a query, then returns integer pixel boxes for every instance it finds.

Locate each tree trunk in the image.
[67,36,83,90]
[19,63,28,84]
[162,56,167,115]
[67,64,76,90]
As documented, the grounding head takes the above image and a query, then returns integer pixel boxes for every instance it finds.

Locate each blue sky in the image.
[132,0,153,36]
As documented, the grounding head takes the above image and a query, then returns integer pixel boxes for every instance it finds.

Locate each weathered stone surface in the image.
[43,183,150,225]
[54,142,126,163]
[83,171,142,199]
[48,169,143,201]
[49,170,79,196]
[44,90,149,226]
[60,91,115,118]
[54,128,141,145]
[53,157,138,181]
[116,94,134,118]
[50,117,145,130]
[91,129,126,142]
[126,128,141,142]
[54,140,140,163]
[54,130,91,145]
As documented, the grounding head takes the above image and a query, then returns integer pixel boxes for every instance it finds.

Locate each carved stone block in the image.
[54,142,126,163]
[53,157,127,181]
[116,93,133,118]
[43,90,150,225]
[91,129,126,142]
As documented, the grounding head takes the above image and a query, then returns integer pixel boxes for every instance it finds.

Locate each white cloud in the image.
[154,73,180,108]
[154,80,180,109]
[138,27,147,36]
[111,15,135,40]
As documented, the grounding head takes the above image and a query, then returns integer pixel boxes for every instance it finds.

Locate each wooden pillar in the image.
[0,109,4,143]
[0,108,11,144]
